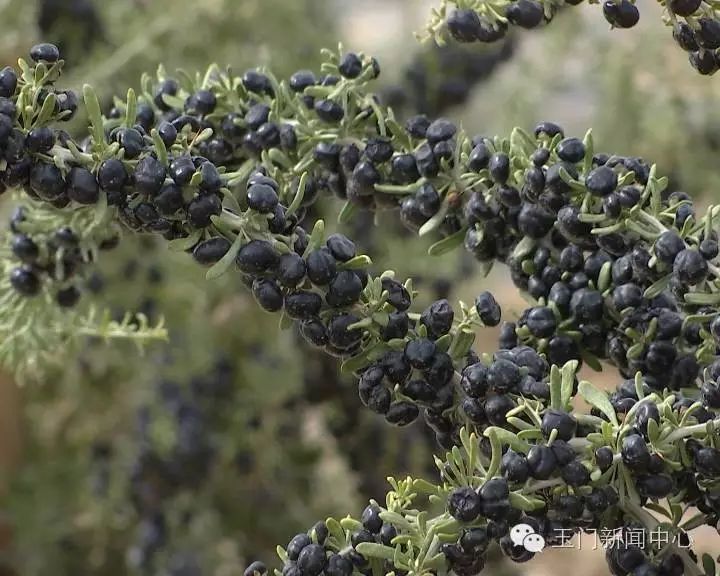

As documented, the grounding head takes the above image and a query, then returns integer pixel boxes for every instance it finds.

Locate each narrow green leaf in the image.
[355,543,396,562]
[150,129,168,166]
[303,219,325,257]
[578,380,618,426]
[643,274,671,299]
[286,172,307,217]
[509,492,545,511]
[428,228,466,257]
[702,553,716,576]
[560,360,578,408]
[124,88,137,129]
[167,230,201,252]
[83,84,105,146]
[36,92,57,125]
[206,234,243,280]
[418,201,449,237]
[338,200,357,225]
[549,364,562,410]
[338,255,372,270]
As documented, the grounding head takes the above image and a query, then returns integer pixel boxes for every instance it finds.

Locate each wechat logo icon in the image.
[510,523,546,553]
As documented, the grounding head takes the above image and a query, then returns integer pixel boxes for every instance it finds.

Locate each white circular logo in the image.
[510,523,546,552]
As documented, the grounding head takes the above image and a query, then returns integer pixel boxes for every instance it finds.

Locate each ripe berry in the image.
[66,166,99,204]
[186,89,217,115]
[541,409,577,441]
[585,165,617,196]
[297,544,326,576]
[25,127,55,153]
[527,445,557,479]
[252,278,284,312]
[56,286,81,308]
[30,43,60,62]
[338,53,363,79]
[420,299,454,339]
[236,240,280,274]
[673,248,708,285]
[314,99,344,122]
[187,193,222,228]
[475,291,501,326]
[525,306,556,337]
[446,9,482,42]
[0,66,17,98]
[447,487,482,522]
[285,291,323,320]
[10,265,41,296]
[247,183,279,214]
[306,248,337,285]
[385,401,420,426]
[193,237,231,265]
[155,184,184,215]
[325,555,352,576]
[654,231,685,265]
[506,0,544,28]
[98,159,127,192]
[30,162,65,199]
[488,152,510,184]
[669,0,701,15]
[11,235,39,262]
[134,156,167,196]
[461,363,488,398]
[404,339,436,369]
[327,271,363,306]
[621,434,650,471]
[289,70,317,92]
[603,0,640,28]
[698,17,720,49]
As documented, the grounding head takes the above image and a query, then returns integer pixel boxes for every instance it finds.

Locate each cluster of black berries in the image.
[6,207,114,307]
[92,359,234,571]
[402,119,720,396]
[261,503,404,576]
[445,2,555,44]
[441,1,720,75]
[669,4,720,75]
[381,39,515,117]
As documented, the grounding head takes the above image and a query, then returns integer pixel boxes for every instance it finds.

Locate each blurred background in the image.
[0,0,719,574]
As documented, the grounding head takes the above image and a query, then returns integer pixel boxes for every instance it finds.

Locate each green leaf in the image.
[428,228,466,257]
[508,492,545,511]
[36,92,57,126]
[303,219,325,257]
[325,518,345,543]
[549,364,562,410]
[167,230,201,252]
[206,234,243,280]
[644,274,671,299]
[337,200,357,225]
[560,360,578,408]
[286,172,307,217]
[702,553,716,576]
[340,517,364,532]
[578,381,618,426]
[124,88,137,129]
[338,255,372,270]
[340,349,374,374]
[151,129,168,166]
[511,236,536,261]
[418,201,449,237]
[483,427,530,453]
[83,84,105,147]
[355,543,397,562]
